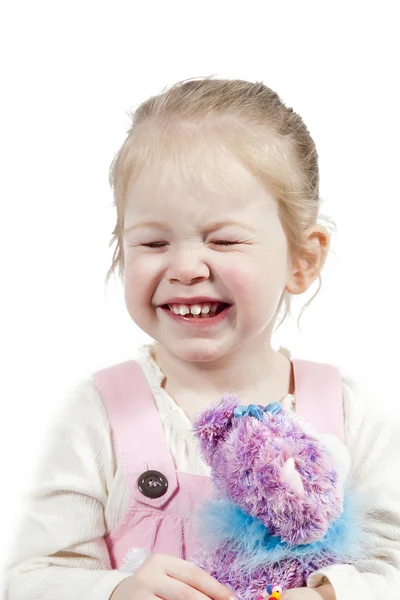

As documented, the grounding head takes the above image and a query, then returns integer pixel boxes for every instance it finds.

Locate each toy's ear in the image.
[280,457,304,495]
[193,395,238,465]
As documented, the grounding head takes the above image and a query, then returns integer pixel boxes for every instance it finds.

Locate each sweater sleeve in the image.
[307,379,400,600]
[3,379,131,600]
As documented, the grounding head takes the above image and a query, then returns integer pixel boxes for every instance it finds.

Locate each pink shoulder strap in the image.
[92,360,178,509]
[292,359,345,443]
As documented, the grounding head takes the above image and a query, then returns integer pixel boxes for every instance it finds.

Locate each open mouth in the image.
[162,301,230,318]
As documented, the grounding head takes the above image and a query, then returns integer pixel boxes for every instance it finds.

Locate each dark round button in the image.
[138,470,168,499]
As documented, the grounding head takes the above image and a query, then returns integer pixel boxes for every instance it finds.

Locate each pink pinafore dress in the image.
[92,357,344,570]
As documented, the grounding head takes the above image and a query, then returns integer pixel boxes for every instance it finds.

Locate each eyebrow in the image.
[123,221,167,236]
[123,220,256,236]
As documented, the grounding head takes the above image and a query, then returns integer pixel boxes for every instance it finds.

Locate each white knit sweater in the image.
[4,344,400,600]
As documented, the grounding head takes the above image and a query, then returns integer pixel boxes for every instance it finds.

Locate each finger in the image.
[155,576,211,600]
[164,557,237,599]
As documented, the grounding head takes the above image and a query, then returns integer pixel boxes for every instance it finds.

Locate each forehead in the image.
[124,144,279,225]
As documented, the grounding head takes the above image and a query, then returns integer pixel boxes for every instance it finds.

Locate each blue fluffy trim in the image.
[198,493,368,570]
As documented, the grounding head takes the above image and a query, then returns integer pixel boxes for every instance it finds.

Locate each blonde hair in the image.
[106,77,335,329]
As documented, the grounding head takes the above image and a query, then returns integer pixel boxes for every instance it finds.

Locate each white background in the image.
[1,0,399,579]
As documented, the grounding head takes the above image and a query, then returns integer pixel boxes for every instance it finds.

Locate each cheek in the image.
[124,254,161,302]
[223,264,255,293]
[221,253,271,290]
[221,263,265,316]
[221,255,287,303]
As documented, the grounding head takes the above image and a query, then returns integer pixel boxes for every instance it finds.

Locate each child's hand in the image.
[110,553,237,599]
[282,584,335,600]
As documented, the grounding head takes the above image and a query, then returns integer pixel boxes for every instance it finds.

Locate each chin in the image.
[168,339,229,363]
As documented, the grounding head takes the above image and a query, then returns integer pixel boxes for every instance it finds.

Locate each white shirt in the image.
[4,344,400,600]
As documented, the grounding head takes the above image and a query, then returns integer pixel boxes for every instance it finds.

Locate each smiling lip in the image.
[157,296,230,306]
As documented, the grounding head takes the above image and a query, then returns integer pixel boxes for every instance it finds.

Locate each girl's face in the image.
[122,151,292,364]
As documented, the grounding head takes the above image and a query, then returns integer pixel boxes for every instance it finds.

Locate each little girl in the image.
[5,78,400,600]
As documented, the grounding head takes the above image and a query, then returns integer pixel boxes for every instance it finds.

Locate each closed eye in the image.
[140,241,241,248]
[211,240,240,246]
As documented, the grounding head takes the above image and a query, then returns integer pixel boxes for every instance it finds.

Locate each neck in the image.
[151,338,294,412]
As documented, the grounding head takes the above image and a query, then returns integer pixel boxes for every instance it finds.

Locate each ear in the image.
[285,225,330,295]
[192,395,238,465]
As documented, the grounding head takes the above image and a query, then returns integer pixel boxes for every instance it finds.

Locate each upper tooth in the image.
[169,302,216,315]
[190,304,202,315]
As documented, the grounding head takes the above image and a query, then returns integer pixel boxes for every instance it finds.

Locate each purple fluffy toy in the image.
[192,396,367,600]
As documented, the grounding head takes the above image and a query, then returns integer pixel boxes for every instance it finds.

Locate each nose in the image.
[166,247,210,285]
